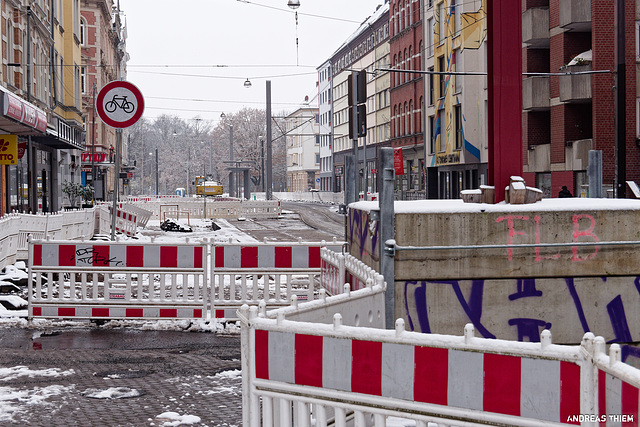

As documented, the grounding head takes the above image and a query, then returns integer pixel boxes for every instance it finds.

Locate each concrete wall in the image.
[347,199,640,363]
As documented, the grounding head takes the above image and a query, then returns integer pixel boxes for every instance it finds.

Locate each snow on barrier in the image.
[320,247,380,295]
[28,239,207,320]
[209,238,344,320]
[240,301,640,427]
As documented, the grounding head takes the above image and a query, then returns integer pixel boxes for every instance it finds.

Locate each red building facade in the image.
[522,0,638,198]
[389,0,424,197]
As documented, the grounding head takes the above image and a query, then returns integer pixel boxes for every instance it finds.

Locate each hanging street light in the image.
[244,78,252,88]
[287,0,300,9]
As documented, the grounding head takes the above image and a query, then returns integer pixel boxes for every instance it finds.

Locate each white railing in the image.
[123,198,282,220]
[320,247,380,294]
[240,297,640,427]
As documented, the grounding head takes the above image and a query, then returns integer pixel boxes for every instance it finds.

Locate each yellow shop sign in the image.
[0,135,17,165]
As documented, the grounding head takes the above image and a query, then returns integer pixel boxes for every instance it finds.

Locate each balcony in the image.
[522,8,549,48]
[559,0,591,32]
[523,77,550,111]
[559,65,592,103]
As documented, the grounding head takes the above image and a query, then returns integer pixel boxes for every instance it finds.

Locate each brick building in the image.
[522,0,638,198]
[389,0,424,198]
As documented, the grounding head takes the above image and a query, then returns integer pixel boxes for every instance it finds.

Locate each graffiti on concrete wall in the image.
[496,214,600,261]
[348,210,379,262]
[403,277,640,362]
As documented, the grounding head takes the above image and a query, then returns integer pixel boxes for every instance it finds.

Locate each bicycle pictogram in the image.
[104,95,134,114]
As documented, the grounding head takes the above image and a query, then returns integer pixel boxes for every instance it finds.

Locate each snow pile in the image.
[154,411,201,426]
[81,387,144,399]
[0,366,74,382]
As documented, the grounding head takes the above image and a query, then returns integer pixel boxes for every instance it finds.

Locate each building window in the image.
[454,49,461,93]
[81,66,87,94]
[427,18,434,57]
[438,1,445,44]
[437,109,444,151]
[429,115,435,154]
[454,104,462,150]
[438,56,445,98]
[453,0,461,36]
[80,18,86,45]
[429,67,434,105]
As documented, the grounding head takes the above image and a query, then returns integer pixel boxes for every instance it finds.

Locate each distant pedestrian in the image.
[558,186,572,198]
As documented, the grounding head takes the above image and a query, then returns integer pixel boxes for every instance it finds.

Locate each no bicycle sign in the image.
[96,81,144,128]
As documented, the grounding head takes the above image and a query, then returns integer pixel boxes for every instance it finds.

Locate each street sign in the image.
[96,81,144,128]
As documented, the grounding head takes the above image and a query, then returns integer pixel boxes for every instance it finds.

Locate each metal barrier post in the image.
[380,147,395,329]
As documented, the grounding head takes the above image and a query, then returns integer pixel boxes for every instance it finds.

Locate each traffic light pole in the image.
[350,71,360,204]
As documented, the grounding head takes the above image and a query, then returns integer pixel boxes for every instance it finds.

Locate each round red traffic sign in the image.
[96,81,144,128]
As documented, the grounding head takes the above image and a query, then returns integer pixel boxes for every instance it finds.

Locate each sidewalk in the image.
[0,327,242,426]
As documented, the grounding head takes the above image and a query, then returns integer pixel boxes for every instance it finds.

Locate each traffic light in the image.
[348,70,367,139]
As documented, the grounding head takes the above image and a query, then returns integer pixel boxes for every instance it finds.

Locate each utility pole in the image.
[266,80,273,200]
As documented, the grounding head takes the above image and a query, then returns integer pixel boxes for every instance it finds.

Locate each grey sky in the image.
[120,0,385,124]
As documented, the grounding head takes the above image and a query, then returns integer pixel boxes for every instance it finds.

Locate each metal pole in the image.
[229,125,235,197]
[350,71,360,201]
[209,138,213,178]
[614,0,626,198]
[187,147,190,196]
[345,155,355,206]
[91,83,96,203]
[155,148,159,195]
[261,138,265,192]
[110,129,122,240]
[26,6,36,213]
[379,147,395,329]
[266,80,273,200]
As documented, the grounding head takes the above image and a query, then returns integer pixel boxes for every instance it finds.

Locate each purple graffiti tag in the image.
[404,281,429,332]
[508,318,552,342]
[348,210,378,258]
[605,294,640,363]
[508,278,543,301]
[564,277,591,334]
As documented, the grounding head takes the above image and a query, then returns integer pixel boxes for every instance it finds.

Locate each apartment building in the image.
[81,0,128,201]
[0,0,86,215]
[423,0,488,199]
[522,0,638,198]
[285,107,320,192]
[328,2,390,194]
[317,60,332,191]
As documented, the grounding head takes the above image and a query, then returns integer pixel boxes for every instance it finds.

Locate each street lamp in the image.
[243,78,252,88]
[287,0,300,9]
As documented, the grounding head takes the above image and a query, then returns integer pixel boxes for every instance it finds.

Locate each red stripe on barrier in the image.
[308,246,321,268]
[58,307,75,317]
[295,334,323,387]
[215,309,225,318]
[126,308,143,317]
[160,308,177,318]
[598,370,607,426]
[33,244,42,266]
[255,330,269,380]
[126,246,144,267]
[215,247,225,268]
[275,246,292,268]
[193,309,202,318]
[194,247,203,269]
[92,245,110,267]
[621,382,639,424]
[241,246,258,268]
[352,340,382,395]
[414,346,448,405]
[92,308,110,317]
[32,307,41,316]
[560,361,581,425]
[59,245,76,266]
[483,354,520,416]
[160,246,178,268]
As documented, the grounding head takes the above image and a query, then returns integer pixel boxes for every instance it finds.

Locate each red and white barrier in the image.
[32,242,204,268]
[240,299,640,427]
[29,240,207,321]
